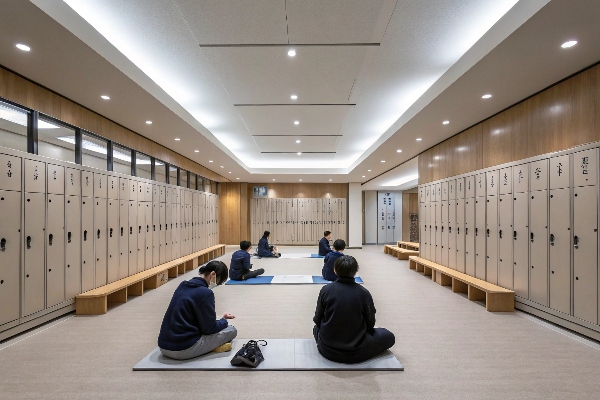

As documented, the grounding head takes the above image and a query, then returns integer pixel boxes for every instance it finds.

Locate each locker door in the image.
[23,192,45,316]
[94,173,108,199]
[94,198,107,288]
[119,177,129,201]
[153,203,160,267]
[499,167,512,195]
[475,173,486,198]
[145,182,152,202]
[82,171,93,198]
[81,198,94,292]
[549,188,570,314]
[486,170,499,197]
[573,185,598,324]
[165,202,172,261]
[429,202,436,261]
[441,181,448,201]
[118,201,129,279]
[108,175,119,200]
[550,155,569,190]
[47,194,65,308]
[171,203,178,260]
[530,159,549,191]
[513,164,529,193]
[529,190,548,306]
[145,203,152,269]
[0,191,21,325]
[464,198,475,276]
[498,194,513,289]
[513,192,529,298]
[165,185,172,204]
[474,197,486,280]
[456,177,465,199]
[456,199,465,273]
[137,202,145,273]
[66,168,81,196]
[421,203,428,259]
[465,176,475,198]
[160,203,166,264]
[448,200,456,269]
[128,201,138,275]
[449,180,456,200]
[486,196,498,284]
[107,201,119,283]
[153,184,160,203]
[441,201,448,266]
[573,149,597,187]
[47,164,64,195]
[25,159,45,193]
[419,186,424,203]
[0,153,22,191]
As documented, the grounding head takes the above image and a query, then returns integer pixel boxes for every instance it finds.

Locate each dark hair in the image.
[333,239,346,251]
[262,230,270,239]
[199,260,229,285]
[240,240,252,250]
[334,255,359,278]
[324,231,331,237]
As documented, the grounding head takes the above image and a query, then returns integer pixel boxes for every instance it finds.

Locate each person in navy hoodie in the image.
[230,240,265,280]
[158,260,237,360]
[322,239,345,281]
[319,231,333,256]
[313,255,395,364]
[257,230,280,258]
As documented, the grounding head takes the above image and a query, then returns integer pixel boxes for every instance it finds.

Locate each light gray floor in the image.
[2,245,600,399]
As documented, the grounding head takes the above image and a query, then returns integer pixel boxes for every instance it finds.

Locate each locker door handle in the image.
[486,229,490,237]
[130,227,133,235]
[121,227,124,236]
[513,231,517,240]
[441,226,444,233]
[27,236,31,248]
[147,225,149,233]
[530,232,534,243]
[475,228,478,236]
[457,227,459,234]
[1,238,6,251]
[110,228,113,237]
[549,234,554,246]
[153,225,156,231]
[49,234,53,246]
[97,229,101,239]
[465,228,468,235]
[574,235,579,249]
[84,231,88,241]
[499,230,502,239]
[449,227,452,234]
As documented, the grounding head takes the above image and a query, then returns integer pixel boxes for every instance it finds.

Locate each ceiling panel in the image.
[253,135,340,152]
[174,0,287,45]
[201,47,368,104]
[257,152,337,165]
[236,105,353,136]
[286,0,387,44]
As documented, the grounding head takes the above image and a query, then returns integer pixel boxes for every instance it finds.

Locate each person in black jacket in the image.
[318,231,333,256]
[322,239,345,281]
[230,240,265,280]
[313,255,395,364]
[257,231,280,258]
[158,261,237,360]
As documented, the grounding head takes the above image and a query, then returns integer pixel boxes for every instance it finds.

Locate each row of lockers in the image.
[419,146,600,329]
[250,198,347,245]
[0,150,219,330]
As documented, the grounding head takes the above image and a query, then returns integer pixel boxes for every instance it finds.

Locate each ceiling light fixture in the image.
[290,95,298,100]
[101,95,110,100]
[416,138,422,141]
[288,50,296,57]
[368,170,371,172]
[443,120,450,125]
[16,44,30,52]
[295,140,301,143]
[273,179,276,181]
[174,138,180,141]
[194,150,199,153]
[362,176,365,178]
[329,179,332,182]
[294,121,299,125]
[482,94,492,99]
[561,40,577,48]
[220,166,224,168]
[229,172,232,174]
[208,160,213,162]
[381,160,385,163]
[297,152,302,155]
[236,178,240,180]
[396,149,402,153]
[146,120,152,124]
[299,179,302,182]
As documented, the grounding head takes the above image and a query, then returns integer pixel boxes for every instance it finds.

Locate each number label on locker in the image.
[0,154,21,191]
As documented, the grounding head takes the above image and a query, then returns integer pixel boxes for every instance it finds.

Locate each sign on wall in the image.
[253,186,268,198]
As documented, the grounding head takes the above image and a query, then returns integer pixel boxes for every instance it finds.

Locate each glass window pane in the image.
[204,179,212,193]
[180,170,188,188]
[82,133,108,170]
[190,173,197,190]
[38,117,76,163]
[155,160,167,183]
[169,165,178,185]
[136,152,151,180]
[0,101,28,153]
[112,143,132,175]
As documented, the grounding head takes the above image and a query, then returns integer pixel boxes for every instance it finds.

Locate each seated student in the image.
[158,261,237,360]
[257,230,280,258]
[319,231,333,256]
[230,240,265,281]
[322,239,345,281]
[313,255,395,364]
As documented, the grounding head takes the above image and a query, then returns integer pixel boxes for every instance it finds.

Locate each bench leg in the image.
[436,272,452,286]
[178,263,186,274]
[468,285,486,302]
[415,262,424,273]
[129,280,144,296]
[384,247,388,254]
[397,252,408,260]
[423,265,432,277]
[192,257,199,270]
[107,287,127,304]
[486,292,515,312]
[185,259,194,271]
[409,259,416,270]
[76,296,107,315]
[452,278,468,294]
[168,266,178,278]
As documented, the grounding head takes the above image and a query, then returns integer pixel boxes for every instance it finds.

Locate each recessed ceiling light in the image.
[236,178,240,180]
[294,121,299,125]
[220,166,224,168]
[288,50,296,57]
[297,152,302,155]
[273,179,276,181]
[290,95,298,100]
[329,179,332,182]
[396,149,402,153]
[16,44,30,52]
[561,40,577,48]
[295,140,301,144]
[175,138,181,141]
[229,172,232,174]
[368,170,371,172]
[299,179,302,182]
[443,120,450,125]
[101,95,110,100]
[416,138,422,141]
[362,176,365,178]
[194,150,199,153]
[381,160,385,163]
[482,94,492,99]
[209,160,213,162]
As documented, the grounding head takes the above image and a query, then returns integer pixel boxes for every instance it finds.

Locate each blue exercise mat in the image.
[311,254,325,258]
[225,276,274,285]
[225,276,363,285]
[312,276,363,284]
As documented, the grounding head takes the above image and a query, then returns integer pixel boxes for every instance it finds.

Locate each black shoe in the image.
[230,340,267,368]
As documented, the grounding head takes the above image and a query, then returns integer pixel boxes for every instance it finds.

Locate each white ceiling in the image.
[0,0,598,188]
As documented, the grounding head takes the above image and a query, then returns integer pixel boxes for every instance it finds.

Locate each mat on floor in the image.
[133,339,403,371]
[225,275,363,285]
[251,253,324,259]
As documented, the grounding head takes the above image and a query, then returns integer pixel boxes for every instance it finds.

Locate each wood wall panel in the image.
[419,64,600,183]
[401,193,419,241]
[246,183,348,199]
[0,66,226,182]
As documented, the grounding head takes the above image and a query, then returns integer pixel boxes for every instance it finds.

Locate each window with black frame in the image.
[112,143,132,175]
[180,169,188,188]
[136,152,151,180]
[38,116,76,163]
[155,160,167,183]
[81,132,109,170]
[169,165,178,185]
[0,100,28,153]
[190,173,197,190]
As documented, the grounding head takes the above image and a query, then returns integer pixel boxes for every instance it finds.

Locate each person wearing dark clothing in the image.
[230,240,265,281]
[319,231,333,256]
[158,261,237,360]
[313,255,395,364]
[257,231,280,258]
[322,239,346,281]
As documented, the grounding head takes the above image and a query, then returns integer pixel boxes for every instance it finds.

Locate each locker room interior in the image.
[2,1,600,398]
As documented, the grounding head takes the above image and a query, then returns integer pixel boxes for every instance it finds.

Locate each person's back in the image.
[322,239,345,281]
[257,237,271,257]
[229,241,264,281]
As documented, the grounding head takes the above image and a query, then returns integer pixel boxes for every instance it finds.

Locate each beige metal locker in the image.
[456,199,465,273]
[499,167,512,195]
[144,181,152,202]
[425,185,431,203]
[449,179,456,200]
[107,175,119,200]
[550,155,569,189]
[475,173,485,198]
[448,200,456,269]
[0,190,21,325]
[152,203,160,267]
[119,177,129,201]
[513,164,529,193]
[137,202,145,273]
[118,200,129,280]
[25,159,45,193]
[0,153,22,191]
[465,175,475,199]
[456,177,465,199]
[160,185,166,203]
[474,197,486,280]
[419,186,425,203]
[429,201,435,261]
[130,180,138,202]
[549,188,570,314]
[82,171,93,198]
[107,200,119,283]
[165,184,172,204]
[46,194,65,308]
[513,192,529,298]
[486,170,499,196]
[128,201,138,275]
[529,190,548,306]
[530,159,548,191]
[498,194,513,289]
[144,203,152,269]
[165,201,172,261]
[421,203,428,259]
[439,202,446,265]
[47,164,64,195]
[171,202,178,260]
[441,181,448,201]
[486,196,498,285]
[81,198,94,292]
[159,202,167,264]
[138,181,145,202]
[153,184,160,203]
[573,185,598,324]
[66,168,81,197]
[435,183,441,201]
[573,149,597,187]
[23,192,45,316]
[94,198,107,288]
[464,198,475,276]
[94,173,108,200]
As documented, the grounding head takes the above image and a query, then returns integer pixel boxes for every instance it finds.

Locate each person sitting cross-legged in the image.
[257,230,280,258]
[318,231,333,256]
[322,239,345,281]
[230,240,265,281]
[313,255,395,364]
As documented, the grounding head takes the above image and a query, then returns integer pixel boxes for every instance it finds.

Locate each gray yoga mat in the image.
[133,339,403,371]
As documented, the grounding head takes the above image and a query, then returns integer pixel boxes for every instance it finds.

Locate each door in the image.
[0,190,21,325]
[153,203,160,267]
[137,202,145,273]
[107,175,119,200]
[145,203,152,269]
[513,192,529,298]
[448,200,456,269]
[119,200,129,279]
[25,159,45,193]
[456,199,465,273]
[441,201,448,266]
[435,202,441,263]
[529,190,548,306]
[498,194,513,289]
[47,164,64,195]
[94,198,107,288]
[0,153,22,191]
[474,197,486,280]
[549,188,570,314]
[159,203,166,264]
[165,201,172,262]
[421,203,428,259]
[81,198,94,292]
[23,192,45,316]
[46,194,65,308]
[486,196,498,285]
[464,198,475,276]
[429,202,435,261]
[107,200,120,283]
[81,171,93,198]
[171,203,178,260]
[128,201,138,275]
[65,196,82,299]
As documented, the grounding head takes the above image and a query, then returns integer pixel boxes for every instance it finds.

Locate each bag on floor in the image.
[230,340,267,368]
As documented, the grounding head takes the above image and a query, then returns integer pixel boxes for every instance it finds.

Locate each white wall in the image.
[364,191,378,244]
[348,182,363,248]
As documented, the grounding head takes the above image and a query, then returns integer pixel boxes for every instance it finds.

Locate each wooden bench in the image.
[397,241,419,251]
[75,244,226,315]
[408,256,514,312]
[384,245,419,260]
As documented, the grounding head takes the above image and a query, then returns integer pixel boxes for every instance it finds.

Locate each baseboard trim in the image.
[0,304,75,342]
